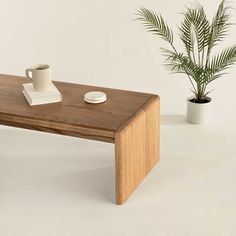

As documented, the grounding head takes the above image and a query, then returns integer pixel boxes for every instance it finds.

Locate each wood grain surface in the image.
[115,97,160,204]
[0,74,155,142]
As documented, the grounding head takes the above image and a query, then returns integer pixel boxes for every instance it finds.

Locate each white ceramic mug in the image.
[25,64,52,92]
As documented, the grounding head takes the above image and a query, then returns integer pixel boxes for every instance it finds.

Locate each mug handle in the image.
[25,68,33,82]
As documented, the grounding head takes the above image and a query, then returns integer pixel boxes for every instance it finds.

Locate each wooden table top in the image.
[0,74,158,142]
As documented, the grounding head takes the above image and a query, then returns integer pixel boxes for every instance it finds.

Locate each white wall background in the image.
[0,0,236,115]
[1,2,236,235]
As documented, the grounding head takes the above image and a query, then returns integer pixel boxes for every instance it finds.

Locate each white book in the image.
[23,83,62,106]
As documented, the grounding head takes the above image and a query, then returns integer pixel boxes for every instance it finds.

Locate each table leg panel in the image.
[115,98,160,204]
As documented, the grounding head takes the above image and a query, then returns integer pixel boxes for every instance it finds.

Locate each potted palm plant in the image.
[137,0,236,124]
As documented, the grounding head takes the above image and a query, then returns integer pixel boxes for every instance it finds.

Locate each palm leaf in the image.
[207,0,231,53]
[179,9,194,57]
[207,45,236,82]
[136,8,173,44]
[161,48,206,84]
[179,5,210,54]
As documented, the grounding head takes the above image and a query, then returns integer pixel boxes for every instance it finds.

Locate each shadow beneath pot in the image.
[161,115,189,126]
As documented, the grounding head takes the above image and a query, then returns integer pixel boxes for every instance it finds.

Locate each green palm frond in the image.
[160,48,181,62]
[179,10,193,57]
[161,48,205,83]
[194,5,211,51]
[207,0,232,54]
[179,5,210,55]
[136,8,173,44]
[161,49,187,74]
[207,45,236,82]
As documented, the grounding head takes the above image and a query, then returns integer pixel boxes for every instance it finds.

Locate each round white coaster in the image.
[84,91,107,104]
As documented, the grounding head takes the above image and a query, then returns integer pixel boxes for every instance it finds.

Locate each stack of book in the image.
[22,83,62,106]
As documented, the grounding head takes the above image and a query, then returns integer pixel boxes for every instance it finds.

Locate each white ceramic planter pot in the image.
[186,97,212,124]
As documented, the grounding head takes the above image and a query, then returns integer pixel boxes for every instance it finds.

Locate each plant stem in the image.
[170,43,198,94]
[195,30,201,65]
[192,45,197,65]
[187,74,198,94]
[201,47,205,67]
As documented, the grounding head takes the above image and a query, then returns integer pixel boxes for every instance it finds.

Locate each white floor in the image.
[0,114,236,236]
